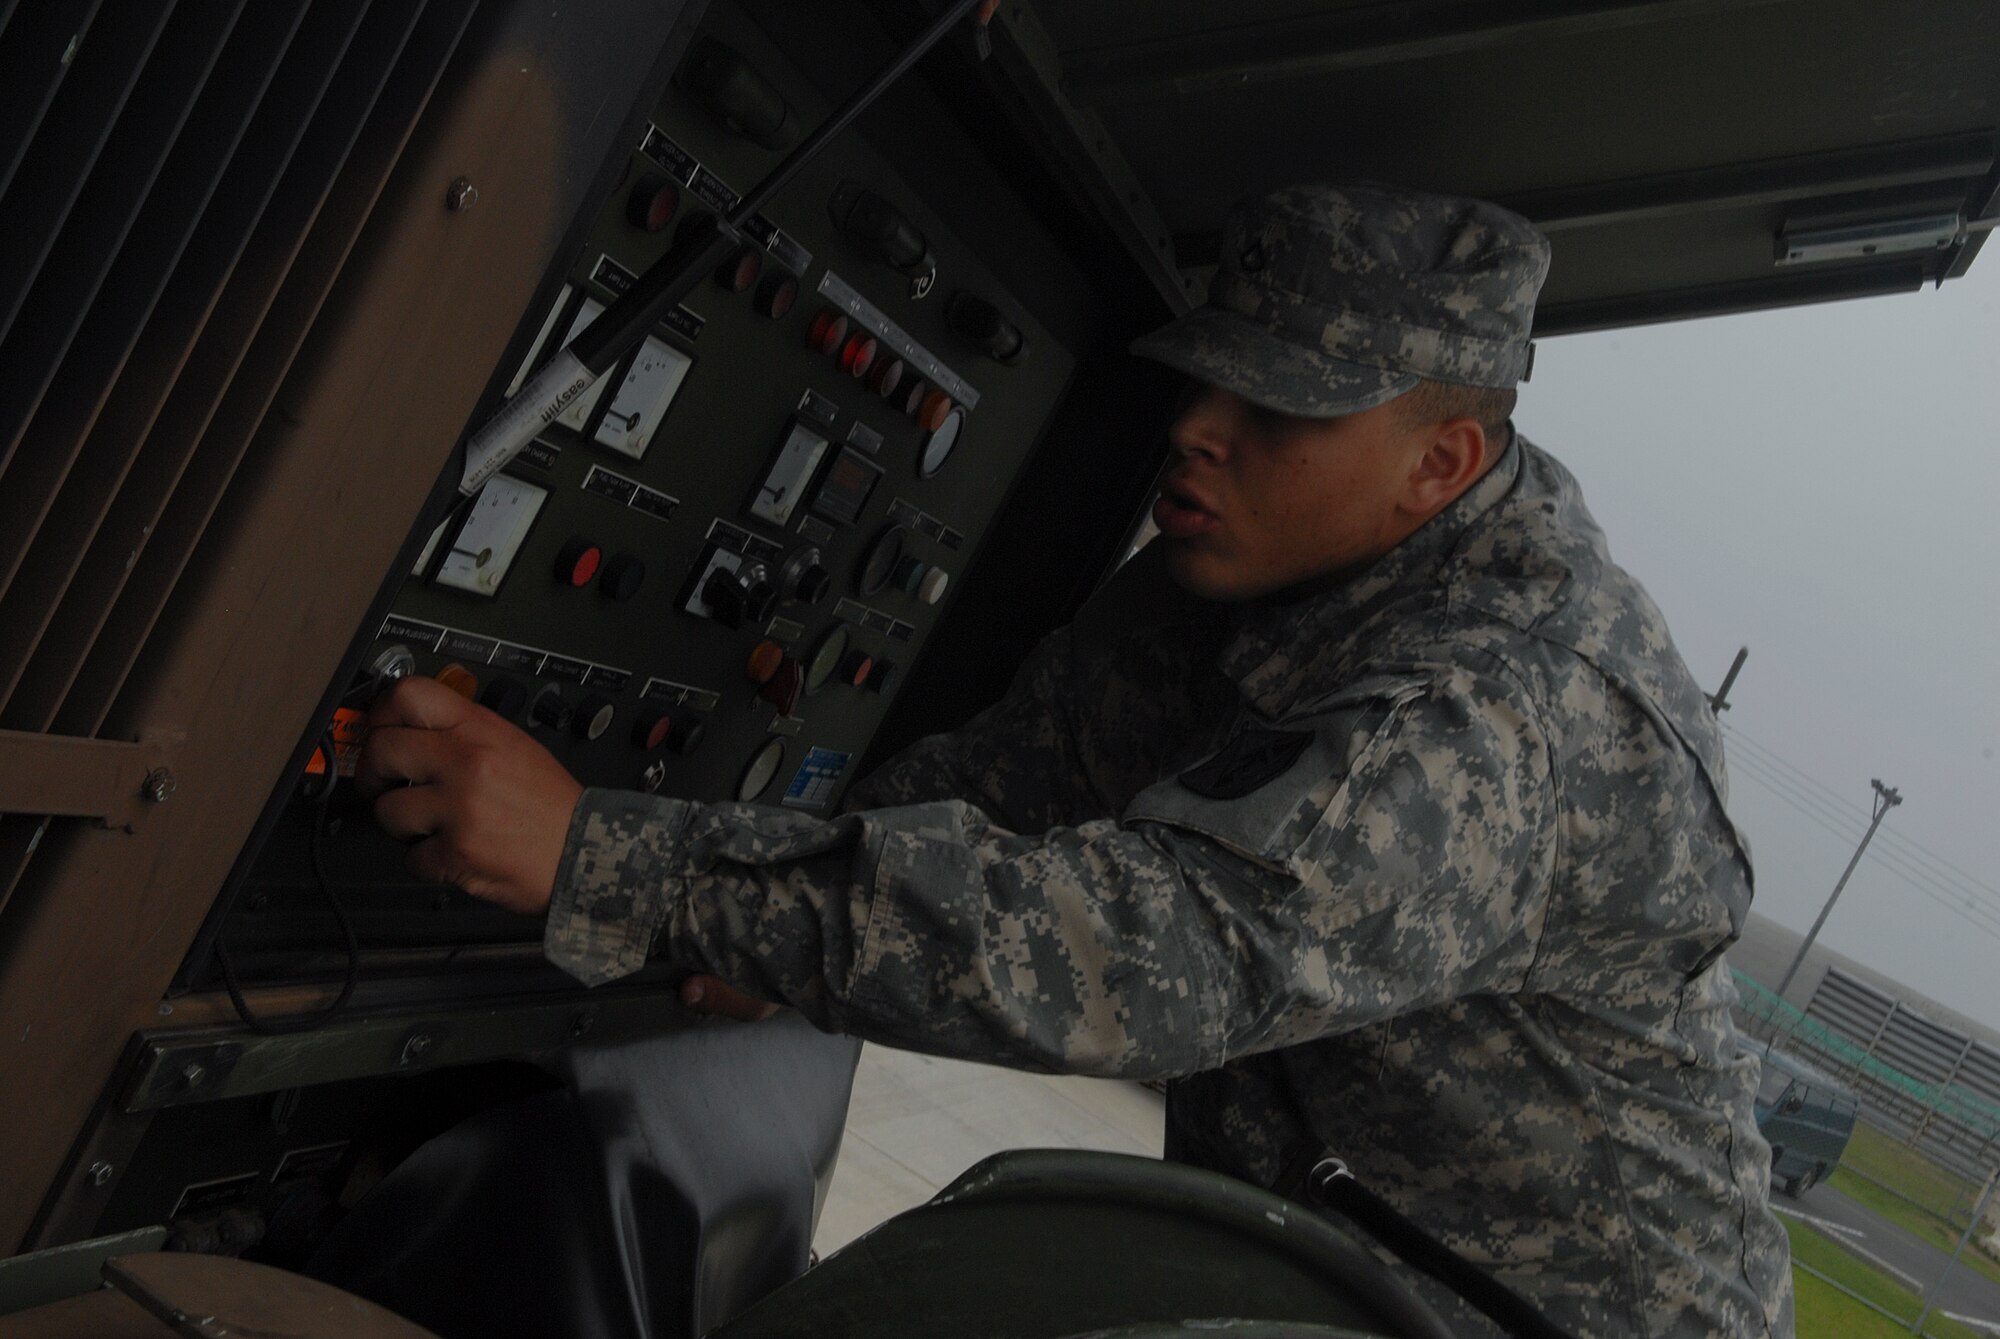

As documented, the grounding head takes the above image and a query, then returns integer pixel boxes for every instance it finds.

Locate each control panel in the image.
[216,4,1090,969]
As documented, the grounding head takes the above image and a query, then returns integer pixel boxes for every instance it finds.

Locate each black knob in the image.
[530,685,572,731]
[828,181,934,278]
[793,564,831,605]
[703,569,749,628]
[946,291,1027,365]
[679,36,796,150]
[755,273,799,320]
[600,553,646,601]
[740,578,778,626]
[480,675,530,721]
[572,694,616,741]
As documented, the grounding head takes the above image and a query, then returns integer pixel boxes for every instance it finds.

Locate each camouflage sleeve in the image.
[840,622,1102,830]
[545,665,1554,1080]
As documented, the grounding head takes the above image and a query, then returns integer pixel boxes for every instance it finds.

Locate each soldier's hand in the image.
[356,677,583,915]
[680,974,782,1022]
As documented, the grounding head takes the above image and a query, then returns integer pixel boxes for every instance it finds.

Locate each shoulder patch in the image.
[1179,728,1314,800]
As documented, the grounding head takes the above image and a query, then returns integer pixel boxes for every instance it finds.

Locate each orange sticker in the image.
[329,706,368,777]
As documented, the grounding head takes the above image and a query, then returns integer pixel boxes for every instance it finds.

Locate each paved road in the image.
[1776,1180,2000,1334]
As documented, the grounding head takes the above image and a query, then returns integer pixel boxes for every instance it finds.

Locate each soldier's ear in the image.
[1402,417,1489,518]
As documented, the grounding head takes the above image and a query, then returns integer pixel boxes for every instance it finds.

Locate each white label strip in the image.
[817,271,979,409]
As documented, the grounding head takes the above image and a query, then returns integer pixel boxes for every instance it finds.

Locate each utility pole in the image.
[1775,778,1904,1000]
[1709,646,1749,713]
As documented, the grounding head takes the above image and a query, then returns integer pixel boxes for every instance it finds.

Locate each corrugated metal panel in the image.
[0,0,477,915]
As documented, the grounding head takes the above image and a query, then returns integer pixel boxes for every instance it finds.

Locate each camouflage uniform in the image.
[544,186,1795,1338]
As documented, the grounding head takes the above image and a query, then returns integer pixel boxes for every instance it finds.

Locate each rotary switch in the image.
[946,291,1028,365]
[703,565,776,628]
[779,546,831,604]
[892,555,950,605]
[530,685,573,732]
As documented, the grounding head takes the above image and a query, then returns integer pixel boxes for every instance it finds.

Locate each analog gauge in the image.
[736,738,786,802]
[919,405,964,479]
[749,419,832,528]
[592,334,693,460]
[436,475,550,596]
[805,624,850,695]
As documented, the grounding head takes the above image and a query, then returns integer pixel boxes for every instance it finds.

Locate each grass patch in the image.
[1842,1122,1980,1220]
[1782,1217,1985,1339]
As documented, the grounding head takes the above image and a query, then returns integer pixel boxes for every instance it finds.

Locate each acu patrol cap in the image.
[1132,183,1551,417]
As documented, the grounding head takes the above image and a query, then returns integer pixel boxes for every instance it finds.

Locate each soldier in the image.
[358,183,1795,1338]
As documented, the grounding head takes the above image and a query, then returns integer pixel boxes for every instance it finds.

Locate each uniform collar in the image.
[1219,429,1524,715]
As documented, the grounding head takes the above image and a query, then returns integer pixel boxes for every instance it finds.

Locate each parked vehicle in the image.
[1755,1047,1861,1195]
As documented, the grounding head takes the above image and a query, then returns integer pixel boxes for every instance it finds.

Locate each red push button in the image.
[839,333,879,378]
[627,178,680,233]
[555,537,603,587]
[870,356,905,399]
[716,245,762,293]
[808,310,849,355]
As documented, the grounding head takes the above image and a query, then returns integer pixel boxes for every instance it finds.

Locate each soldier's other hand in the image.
[356,676,583,915]
[680,974,782,1022]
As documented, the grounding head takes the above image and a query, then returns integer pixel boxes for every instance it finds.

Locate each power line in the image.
[1724,752,2000,926]
[1724,758,2000,945]
[1722,722,2000,905]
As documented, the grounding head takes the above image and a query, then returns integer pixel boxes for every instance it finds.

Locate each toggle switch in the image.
[828,181,935,280]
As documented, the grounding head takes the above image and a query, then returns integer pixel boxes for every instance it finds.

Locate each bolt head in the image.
[446,177,479,212]
[181,1062,206,1088]
[89,1161,114,1187]
[143,768,176,803]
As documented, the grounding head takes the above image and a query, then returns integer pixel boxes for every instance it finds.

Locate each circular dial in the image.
[736,738,786,802]
[805,624,850,695]
[919,406,964,479]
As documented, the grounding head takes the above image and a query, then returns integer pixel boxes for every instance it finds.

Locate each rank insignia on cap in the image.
[1179,728,1313,800]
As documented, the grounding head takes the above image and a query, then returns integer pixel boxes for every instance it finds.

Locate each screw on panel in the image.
[180,1062,207,1090]
[143,769,176,803]
[399,1033,433,1066]
[446,177,479,212]
[90,1162,114,1187]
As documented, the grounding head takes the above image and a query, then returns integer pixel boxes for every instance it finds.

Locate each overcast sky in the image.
[1519,251,2000,1025]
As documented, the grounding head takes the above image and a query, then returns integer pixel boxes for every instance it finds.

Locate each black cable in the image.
[216,729,363,1035]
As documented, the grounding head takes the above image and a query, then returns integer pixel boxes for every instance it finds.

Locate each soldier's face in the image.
[1155,384,1438,601]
